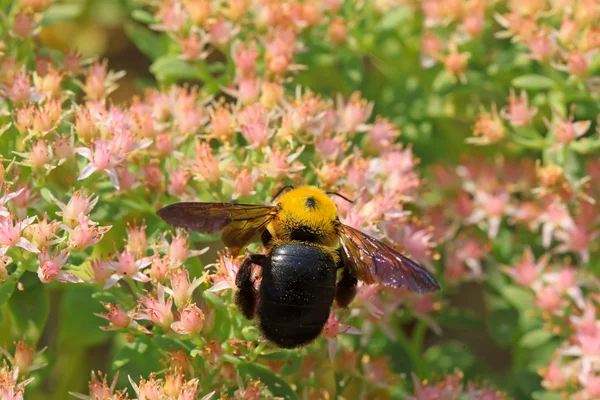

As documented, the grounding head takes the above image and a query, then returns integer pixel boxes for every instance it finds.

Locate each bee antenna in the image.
[326,191,354,204]
[272,185,294,202]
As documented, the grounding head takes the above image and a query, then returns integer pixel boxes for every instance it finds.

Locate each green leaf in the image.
[423,341,480,377]
[519,329,553,349]
[532,391,562,400]
[41,2,85,25]
[58,285,112,348]
[279,352,303,376]
[515,370,542,398]
[0,277,16,307]
[8,281,50,342]
[150,56,203,85]
[437,307,483,330]
[0,277,16,322]
[375,5,411,31]
[112,335,162,372]
[238,363,298,400]
[486,308,519,347]
[124,22,164,61]
[131,9,156,25]
[502,285,534,310]
[512,75,555,90]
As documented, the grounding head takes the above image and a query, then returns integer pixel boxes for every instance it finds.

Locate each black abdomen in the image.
[258,244,337,348]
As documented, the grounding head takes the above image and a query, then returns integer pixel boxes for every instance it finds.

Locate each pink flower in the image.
[0,188,24,220]
[232,41,259,79]
[534,285,567,315]
[97,303,136,331]
[469,105,506,145]
[443,44,471,83]
[364,118,400,154]
[554,224,599,263]
[128,374,162,400]
[167,170,191,198]
[166,269,204,308]
[171,303,205,335]
[337,92,373,134]
[135,284,174,330]
[546,110,591,145]
[81,60,125,100]
[541,361,568,391]
[76,140,121,189]
[14,140,57,172]
[62,215,111,251]
[51,189,98,224]
[322,312,361,361]
[505,247,548,288]
[221,166,258,200]
[526,31,557,63]
[539,198,574,248]
[192,141,222,185]
[207,250,243,292]
[149,254,170,283]
[467,190,513,239]
[177,29,210,61]
[104,248,151,290]
[500,89,538,127]
[69,371,124,400]
[0,215,38,254]
[238,104,274,148]
[37,249,81,283]
[88,258,114,286]
[163,230,208,269]
[259,145,305,179]
[578,372,600,399]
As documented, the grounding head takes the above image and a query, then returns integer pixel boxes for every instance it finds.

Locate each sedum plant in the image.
[0,0,598,399]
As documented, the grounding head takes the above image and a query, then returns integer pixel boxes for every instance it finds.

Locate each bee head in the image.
[277,186,338,229]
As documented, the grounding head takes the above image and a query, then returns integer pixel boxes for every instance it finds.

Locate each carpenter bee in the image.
[157,186,441,348]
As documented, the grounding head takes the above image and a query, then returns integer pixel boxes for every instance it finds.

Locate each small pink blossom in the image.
[501,89,538,127]
[0,215,38,254]
[207,250,242,293]
[104,248,151,290]
[135,284,174,330]
[535,285,567,315]
[97,303,133,331]
[51,189,98,224]
[541,361,568,391]
[259,145,305,179]
[37,249,81,283]
[505,247,548,288]
[63,215,111,251]
[76,140,121,189]
[337,92,373,134]
[171,303,205,335]
[166,269,204,308]
[322,312,361,361]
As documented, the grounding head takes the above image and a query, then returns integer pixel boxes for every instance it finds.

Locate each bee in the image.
[157,186,440,348]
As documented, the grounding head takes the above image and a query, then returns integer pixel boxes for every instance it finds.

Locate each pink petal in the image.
[103,274,122,289]
[132,272,150,283]
[78,163,97,180]
[207,280,232,292]
[328,337,338,363]
[17,237,39,253]
[106,168,120,190]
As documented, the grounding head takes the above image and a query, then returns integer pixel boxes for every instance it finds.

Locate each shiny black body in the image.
[235,243,357,348]
[260,244,337,348]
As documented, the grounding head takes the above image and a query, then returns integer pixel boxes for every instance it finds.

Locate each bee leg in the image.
[335,265,358,308]
[235,254,266,320]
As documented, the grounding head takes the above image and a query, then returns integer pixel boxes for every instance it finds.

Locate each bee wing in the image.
[338,224,441,293]
[157,202,278,255]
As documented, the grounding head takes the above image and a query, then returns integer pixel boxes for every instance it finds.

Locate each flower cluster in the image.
[0,0,598,398]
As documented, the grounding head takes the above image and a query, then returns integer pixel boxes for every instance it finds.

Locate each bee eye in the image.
[305,197,317,209]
